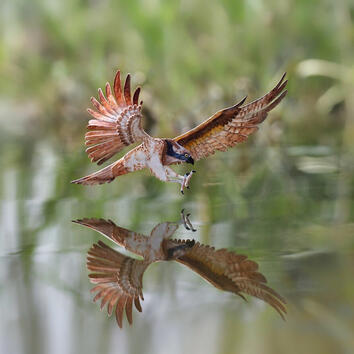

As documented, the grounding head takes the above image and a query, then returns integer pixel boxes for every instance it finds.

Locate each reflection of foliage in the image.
[297,57,354,223]
[297,59,351,114]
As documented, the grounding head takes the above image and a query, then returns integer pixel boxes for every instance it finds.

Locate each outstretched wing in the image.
[85,71,147,165]
[73,218,149,257]
[175,240,286,319]
[87,241,148,328]
[173,73,287,161]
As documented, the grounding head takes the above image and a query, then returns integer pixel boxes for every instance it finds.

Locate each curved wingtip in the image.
[236,95,248,107]
[275,72,287,89]
[72,218,99,228]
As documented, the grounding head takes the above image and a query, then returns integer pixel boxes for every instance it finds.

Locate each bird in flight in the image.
[71,70,287,193]
[73,212,286,328]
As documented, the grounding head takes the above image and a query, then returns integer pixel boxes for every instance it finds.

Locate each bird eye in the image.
[184,153,189,158]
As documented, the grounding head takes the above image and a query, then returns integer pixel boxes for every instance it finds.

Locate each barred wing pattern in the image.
[87,241,147,328]
[85,71,146,165]
[174,73,287,161]
[176,240,287,319]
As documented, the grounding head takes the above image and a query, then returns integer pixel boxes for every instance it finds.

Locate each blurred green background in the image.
[1,0,354,353]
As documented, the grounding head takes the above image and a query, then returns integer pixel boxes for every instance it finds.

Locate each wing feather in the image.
[115,296,127,328]
[123,74,132,105]
[175,240,286,319]
[105,82,119,111]
[113,70,125,106]
[84,71,147,165]
[174,73,287,161]
[73,218,149,257]
[125,297,134,325]
[87,241,149,328]
[134,297,143,312]
[133,87,141,105]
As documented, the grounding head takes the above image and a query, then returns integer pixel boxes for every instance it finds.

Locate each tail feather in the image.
[71,159,128,185]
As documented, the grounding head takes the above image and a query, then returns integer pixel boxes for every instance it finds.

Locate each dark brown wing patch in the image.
[174,73,287,161]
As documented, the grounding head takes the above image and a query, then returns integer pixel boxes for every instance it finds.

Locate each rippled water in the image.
[1,138,353,354]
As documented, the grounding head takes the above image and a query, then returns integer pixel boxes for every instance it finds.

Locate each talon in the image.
[181,190,184,195]
[181,209,192,231]
[192,170,196,173]
[187,186,190,189]
[184,212,197,232]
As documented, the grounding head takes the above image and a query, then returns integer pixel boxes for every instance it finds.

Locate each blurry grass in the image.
[0,0,353,258]
[1,0,353,266]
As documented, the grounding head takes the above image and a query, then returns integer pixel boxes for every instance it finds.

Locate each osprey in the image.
[73,212,286,328]
[71,70,287,193]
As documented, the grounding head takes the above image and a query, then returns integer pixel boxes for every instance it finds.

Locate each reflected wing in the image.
[87,241,148,328]
[175,240,286,319]
[173,73,287,161]
[85,71,147,165]
[73,218,149,257]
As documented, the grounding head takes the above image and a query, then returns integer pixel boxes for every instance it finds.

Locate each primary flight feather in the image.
[71,70,287,193]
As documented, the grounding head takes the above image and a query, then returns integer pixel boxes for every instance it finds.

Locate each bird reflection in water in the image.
[73,210,286,328]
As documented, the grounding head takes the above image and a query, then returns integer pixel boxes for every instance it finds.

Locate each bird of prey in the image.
[71,70,287,193]
[73,212,286,328]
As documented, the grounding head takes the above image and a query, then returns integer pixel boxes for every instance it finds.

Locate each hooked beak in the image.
[186,156,194,165]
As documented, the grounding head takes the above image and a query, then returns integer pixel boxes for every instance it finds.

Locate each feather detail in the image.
[70,157,128,185]
[174,73,287,161]
[87,241,148,328]
[75,219,287,328]
[113,70,124,106]
[133,87,141,105]
[72,218,149,257]
[84,70,147,165]
[124,74,132,105]
[175,240,286,319]
[71,144,146,186]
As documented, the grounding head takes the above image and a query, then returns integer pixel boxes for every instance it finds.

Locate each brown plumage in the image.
[73,217,286,328]
[87,241,147,328]
[71,70,287,193]
[174,73,288,160]
[85,71,144,165]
